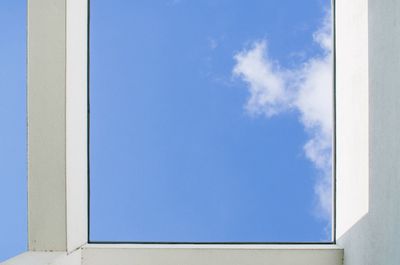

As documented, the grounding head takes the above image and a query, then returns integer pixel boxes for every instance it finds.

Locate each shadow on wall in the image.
[336,0,400,262]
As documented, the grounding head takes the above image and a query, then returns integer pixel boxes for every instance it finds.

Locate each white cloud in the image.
[208,38,219,50]
[233,41,292,117]
[233,12,333,223]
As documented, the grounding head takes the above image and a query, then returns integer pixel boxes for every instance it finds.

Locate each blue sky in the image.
[0,0,332,261]
[90,0,333,242]
[0,0,26,261]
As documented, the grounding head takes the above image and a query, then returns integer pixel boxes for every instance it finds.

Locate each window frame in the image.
[86,0,338,245]
[3,0,345,264]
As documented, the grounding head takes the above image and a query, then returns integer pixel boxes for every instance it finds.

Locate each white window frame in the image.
[8,0,400,264]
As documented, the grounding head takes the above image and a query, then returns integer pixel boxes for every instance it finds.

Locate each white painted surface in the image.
[28,0,88,252]
[82,245,343,265]
[0,251,81,265]
[337,0,400,264]
[335,0,369,239]
[83,244,342,250]
[28,0,67,251]
[0,252,63,265]
[66,0,88,252]
[1,245,343,265]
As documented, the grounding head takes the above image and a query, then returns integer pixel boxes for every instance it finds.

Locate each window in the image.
[89,0,334,243]
[12,0,400,262]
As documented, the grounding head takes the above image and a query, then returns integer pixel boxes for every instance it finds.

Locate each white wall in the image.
[28,0,67,251]
[336,0,369,240]
[337,0,400,264]
[28,0,88,252]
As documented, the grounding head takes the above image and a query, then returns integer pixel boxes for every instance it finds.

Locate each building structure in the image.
[3,0,400,264]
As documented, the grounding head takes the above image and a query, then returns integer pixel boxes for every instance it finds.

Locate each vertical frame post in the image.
[28,0,88,252]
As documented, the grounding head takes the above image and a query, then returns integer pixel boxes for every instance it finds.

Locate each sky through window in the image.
[90,0,333,242]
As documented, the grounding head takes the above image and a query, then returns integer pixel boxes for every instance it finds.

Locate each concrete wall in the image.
[337,0,400,264]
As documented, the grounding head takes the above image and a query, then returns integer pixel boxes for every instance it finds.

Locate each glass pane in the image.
[0,0,27,261]
[90,0,333,242]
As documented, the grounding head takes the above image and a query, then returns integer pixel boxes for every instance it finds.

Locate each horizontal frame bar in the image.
[82,244,343,265]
